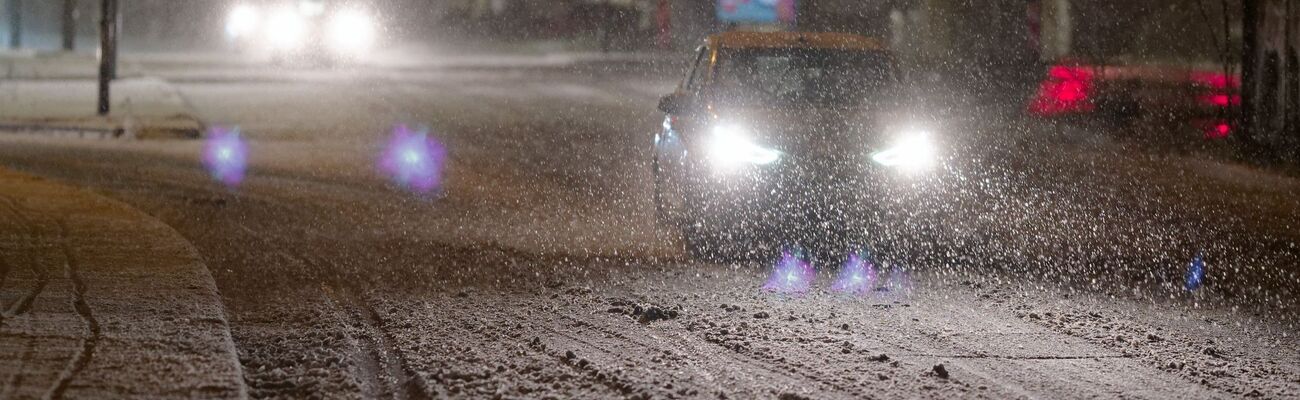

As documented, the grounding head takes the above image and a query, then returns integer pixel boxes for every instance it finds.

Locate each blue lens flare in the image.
[379,125,447,194]
[762,248,815,294]
[832,250,878,296]
[202,126,249,187]
[1185,252,1206,291]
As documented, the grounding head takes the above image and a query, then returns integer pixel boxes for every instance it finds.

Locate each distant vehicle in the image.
[652,31,940,262]
[224,0,378,64]
[1027,63,1241,139]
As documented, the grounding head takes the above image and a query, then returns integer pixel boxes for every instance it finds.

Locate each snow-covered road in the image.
[1,54,1296,399]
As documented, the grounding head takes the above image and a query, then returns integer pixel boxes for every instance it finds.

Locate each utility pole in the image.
[7,0,21,49]
[62,0,77,51]
[98,0,119,116]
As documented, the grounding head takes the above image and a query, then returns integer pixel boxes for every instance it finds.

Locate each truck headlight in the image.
[871,131,937,171]
[709,124,781,170]
[267,8,307,50]
[226,5,259,39]
[329,10,376,54]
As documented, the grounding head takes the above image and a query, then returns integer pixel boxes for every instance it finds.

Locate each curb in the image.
[0,169,246,399]
[1,69,204,140]
[0,115,204,140]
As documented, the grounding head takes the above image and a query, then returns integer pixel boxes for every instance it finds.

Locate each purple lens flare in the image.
[832,250,878,296]
[202,126,249,187]
[762,248,816,294]
[379,125,447,194]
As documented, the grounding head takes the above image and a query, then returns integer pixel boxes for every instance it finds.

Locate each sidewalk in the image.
[0,169,245,399]
[0,52,201,139]
[0,51,144,80]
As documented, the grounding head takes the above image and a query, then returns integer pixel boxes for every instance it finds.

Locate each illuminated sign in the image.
[718,0,797,24]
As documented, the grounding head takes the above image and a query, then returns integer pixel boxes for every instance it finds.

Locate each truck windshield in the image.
[713,48,895,106]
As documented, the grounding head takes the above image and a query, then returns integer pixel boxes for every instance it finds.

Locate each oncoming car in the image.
[652,32,943,262]
[225,0,378,64]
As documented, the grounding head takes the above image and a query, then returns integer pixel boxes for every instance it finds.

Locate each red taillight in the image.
[1199,94,1241,107]
[1214,123,1231,137]
[1190,71,1240,90]
[1029,66,1096,116]
[1053,80,1089,102]
[1048,65,1094,81]
[1192,71,1241,112]
[1197,119,1233,139]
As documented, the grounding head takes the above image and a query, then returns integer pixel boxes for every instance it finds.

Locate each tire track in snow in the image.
[0,254,11,308]
[44,218,101,400]
[319,284,393,399]
[0,194,47,398]
[321,283,433,400]
[0,339,34,399]
[419,298,636,398]
[826,282,1215,398]
[234,219,433,399]
[0,195,49,326]
[552,310,830,397]
[476,294,857,399]
[653,318,868,398]
[551,286,886,398]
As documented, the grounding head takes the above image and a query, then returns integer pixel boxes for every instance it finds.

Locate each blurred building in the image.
[436,0,660,50]
[1243,0,1299,160]
[1,0,229,51]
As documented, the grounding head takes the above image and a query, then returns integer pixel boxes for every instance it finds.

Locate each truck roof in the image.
[705,32,887,51]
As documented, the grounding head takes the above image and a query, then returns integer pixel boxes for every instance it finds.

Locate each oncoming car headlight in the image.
[871,131,937,171]
[329,10,377,54]
[226,5,259,39]
[708,124,781,170]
